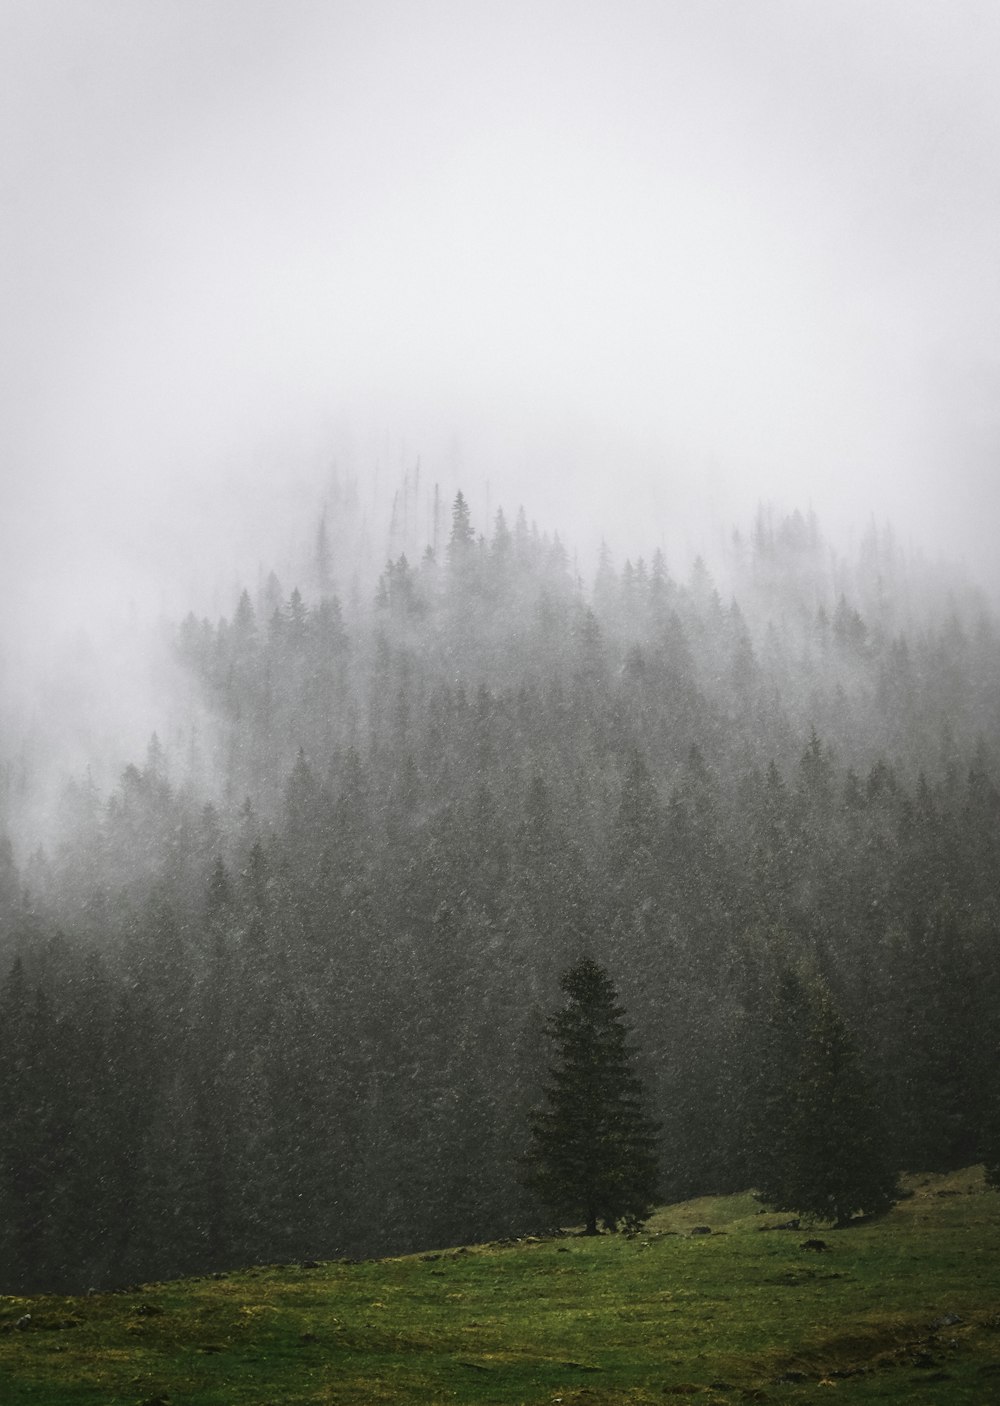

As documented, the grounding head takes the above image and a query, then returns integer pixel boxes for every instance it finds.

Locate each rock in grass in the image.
[929,1313,963,1330]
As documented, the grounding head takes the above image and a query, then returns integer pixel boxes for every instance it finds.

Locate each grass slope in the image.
[3,1169,999,1405]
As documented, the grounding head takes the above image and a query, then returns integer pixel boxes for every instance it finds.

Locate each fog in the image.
[4,0,1000,785]
[7,3,1000,1300]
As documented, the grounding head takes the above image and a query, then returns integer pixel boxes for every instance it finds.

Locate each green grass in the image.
[3,1168,999,1405]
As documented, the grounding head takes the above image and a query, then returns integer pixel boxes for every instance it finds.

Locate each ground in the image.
[2,1167,998,1405]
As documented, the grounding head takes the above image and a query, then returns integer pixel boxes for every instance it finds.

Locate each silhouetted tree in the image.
[525,957,659,1233]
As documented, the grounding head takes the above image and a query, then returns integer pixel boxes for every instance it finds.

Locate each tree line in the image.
[1,491,999,1292]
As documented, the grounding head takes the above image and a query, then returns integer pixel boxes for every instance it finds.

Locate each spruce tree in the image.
[525,958,659,1233]
[447,490,475,564]
[750,966,899,1226]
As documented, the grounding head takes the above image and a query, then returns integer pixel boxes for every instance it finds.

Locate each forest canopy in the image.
[1,489,998,1293]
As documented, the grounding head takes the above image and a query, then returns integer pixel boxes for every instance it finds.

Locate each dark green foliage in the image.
[748,964,899,1226]
[525,958,659,1233]
[2,493,1000,1291]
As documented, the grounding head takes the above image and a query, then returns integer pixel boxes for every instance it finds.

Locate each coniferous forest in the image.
[2,487,1000,1294]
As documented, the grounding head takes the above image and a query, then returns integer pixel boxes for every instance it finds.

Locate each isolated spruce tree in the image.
[525,958,659,1234]
[749,966,899,1226]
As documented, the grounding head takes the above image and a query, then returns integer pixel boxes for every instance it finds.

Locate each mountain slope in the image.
[2,1168,998,1405]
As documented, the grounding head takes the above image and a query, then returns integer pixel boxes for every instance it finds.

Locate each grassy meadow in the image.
[2,1168,998,1405]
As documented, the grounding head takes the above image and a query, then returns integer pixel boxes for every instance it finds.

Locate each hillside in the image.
[2,498,1000,1290]
[3,1168,999,1405]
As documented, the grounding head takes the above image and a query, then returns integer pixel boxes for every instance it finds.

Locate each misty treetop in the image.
[1,486,1000,1291]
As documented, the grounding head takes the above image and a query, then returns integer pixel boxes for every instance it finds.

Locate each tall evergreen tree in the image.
[749,965,899,1226]
[525,957,659,1233]
[448,490,475,562]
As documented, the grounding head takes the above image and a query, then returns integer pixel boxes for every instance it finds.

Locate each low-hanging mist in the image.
[4,0,1000,1304]
[1,486,999,1291]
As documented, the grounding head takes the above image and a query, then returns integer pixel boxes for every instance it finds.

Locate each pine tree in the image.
[525,958,659,1233]
[448,490,475,562]
[749,965,899,1226]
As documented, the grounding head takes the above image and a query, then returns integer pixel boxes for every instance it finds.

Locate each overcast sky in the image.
[4,0,1000,677]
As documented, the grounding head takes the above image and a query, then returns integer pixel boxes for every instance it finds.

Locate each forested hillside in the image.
[1,491,999,1293]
